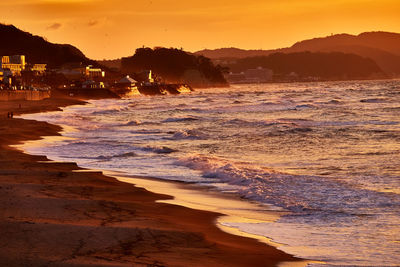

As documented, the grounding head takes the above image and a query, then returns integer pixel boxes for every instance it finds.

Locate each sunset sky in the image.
[1,0,399,59]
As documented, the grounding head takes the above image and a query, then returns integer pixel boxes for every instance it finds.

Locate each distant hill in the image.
[0,24,95,68]
[97,59,121,70]
[121,47,227,87]
[289,32,400,56]
[195,48,272,59]
[227,51,385,80]
[195,32,400,75]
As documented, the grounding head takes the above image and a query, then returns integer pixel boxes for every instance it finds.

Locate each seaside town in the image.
[1,52,388,102]
[0,54,103,99]
[0,55,46,90]
[0,53,341,102]
[0,54,110,100]
[0,53,196,101]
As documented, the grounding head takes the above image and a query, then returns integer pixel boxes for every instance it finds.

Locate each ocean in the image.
[21,80,400,266]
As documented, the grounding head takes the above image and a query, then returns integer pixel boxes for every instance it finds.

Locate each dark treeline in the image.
[227,51,386,80]
[121,47,227,87]
[0,24,96,68]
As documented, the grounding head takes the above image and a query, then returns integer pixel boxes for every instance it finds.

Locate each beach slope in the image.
[0,98,298,266]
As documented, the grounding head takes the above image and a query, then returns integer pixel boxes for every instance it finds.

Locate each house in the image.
[116,75,137,89]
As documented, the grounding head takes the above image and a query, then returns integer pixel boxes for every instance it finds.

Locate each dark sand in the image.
[0,98,300,266]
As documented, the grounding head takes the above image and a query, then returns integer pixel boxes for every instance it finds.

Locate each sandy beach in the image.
[0,97,299,266]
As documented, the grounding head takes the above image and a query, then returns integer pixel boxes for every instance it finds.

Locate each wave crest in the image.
[174,154,396,216]
[162,117,199,123]
[141,146,178,154]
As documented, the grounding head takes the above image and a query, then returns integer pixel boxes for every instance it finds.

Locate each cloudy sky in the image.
[1,0,399,59]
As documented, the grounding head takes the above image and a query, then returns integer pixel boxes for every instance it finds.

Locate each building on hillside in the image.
[57,64,105,80]
[1,55,26,75]
[225,67,273,84]
[1,55,47,76]
[31,64,47,74]
[225,72,246,83]
[244,67,273,83]
[82,65,105,78]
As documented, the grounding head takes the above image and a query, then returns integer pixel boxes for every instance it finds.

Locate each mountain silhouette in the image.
[0,24,95,68]
[196,32,400,75]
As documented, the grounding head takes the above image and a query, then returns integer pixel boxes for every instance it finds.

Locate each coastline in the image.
[0,97,301,266]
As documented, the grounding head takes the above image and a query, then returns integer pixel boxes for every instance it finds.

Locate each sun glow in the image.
[1,0,399,59]
[40,0,96,3]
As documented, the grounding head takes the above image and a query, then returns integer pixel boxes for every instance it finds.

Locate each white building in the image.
[0,55,26,75]
[244,67,273,83]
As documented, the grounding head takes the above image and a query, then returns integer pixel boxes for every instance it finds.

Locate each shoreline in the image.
[15,102,289,247]
[0,97,302,266]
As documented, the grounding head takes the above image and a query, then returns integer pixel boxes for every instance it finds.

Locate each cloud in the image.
[88,20,98,27]
[46,22,61,30]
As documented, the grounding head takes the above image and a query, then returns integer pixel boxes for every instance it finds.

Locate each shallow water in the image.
[22,80,400,266]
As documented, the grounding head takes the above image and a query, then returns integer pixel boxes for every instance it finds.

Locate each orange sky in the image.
[1,0,400,59]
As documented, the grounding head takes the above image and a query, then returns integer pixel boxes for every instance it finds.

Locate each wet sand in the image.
[0,98,300,266]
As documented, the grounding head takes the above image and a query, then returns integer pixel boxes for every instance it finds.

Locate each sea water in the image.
[22,80,400,266]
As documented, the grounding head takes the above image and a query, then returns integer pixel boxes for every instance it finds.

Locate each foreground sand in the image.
[0,98,299,266]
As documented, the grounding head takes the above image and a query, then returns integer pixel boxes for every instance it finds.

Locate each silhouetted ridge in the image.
[290,32,400,55]
[121,47,227,88]
[0,24,94,68]
[195,31,400,75]
[195,47,272,59]
[228,51,385,80]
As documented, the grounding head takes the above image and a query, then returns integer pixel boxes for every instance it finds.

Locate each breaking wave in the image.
[174,155,399,216]
[167,130,207,140]
[90,106,129,115]
[123,120,142,126]
[360,98,387,103]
